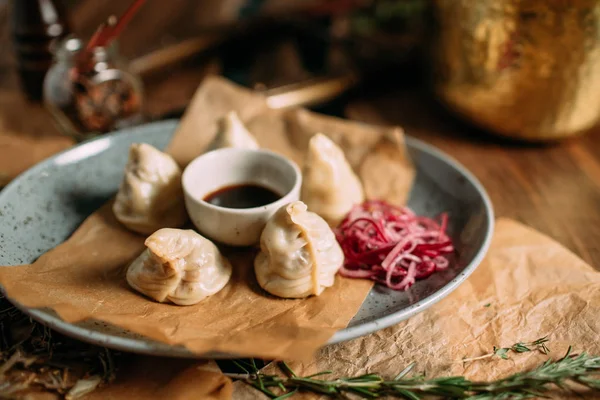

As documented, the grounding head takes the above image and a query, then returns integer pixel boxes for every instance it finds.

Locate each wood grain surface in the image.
[1,0,599,271]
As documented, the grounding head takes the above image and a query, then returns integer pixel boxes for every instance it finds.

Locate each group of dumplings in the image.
[112,111,365,306]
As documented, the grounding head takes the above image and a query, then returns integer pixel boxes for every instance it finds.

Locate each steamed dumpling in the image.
[127,228,232,305]
[300,133,364,226]
[254,201,343,298]
[206,111,259,151]
[113,143,187,234]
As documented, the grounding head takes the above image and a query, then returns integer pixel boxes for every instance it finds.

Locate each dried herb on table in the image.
[459,336,550,363]
[230,346,600,399]
[0,295,119,399]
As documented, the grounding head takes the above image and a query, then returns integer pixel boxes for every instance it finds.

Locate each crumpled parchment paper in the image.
[232,218,600,399]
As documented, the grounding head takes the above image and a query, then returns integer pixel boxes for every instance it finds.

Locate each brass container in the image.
[430,0,600,141]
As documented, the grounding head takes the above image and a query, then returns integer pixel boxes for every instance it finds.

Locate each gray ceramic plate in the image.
[0,120,493,358]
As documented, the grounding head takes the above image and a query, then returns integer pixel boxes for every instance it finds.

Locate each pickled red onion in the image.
[335,200,453,290]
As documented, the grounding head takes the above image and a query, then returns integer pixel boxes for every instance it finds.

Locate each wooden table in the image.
[1,0,599,271]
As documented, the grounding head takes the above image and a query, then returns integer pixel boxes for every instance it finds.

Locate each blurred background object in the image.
[43,0,145,140]
[44,36,144,140]
[11,0,70,101]
[430,0,600,141]
[8,0,600,142]
[19,0,431,137]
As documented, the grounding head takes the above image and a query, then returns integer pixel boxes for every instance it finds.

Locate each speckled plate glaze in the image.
[0,120,493,358]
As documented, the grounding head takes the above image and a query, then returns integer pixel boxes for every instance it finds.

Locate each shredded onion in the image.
[335,200,454,290]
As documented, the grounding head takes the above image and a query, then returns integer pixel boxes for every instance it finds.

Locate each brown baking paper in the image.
[0,77,414,360]
[233,218,600,399]
[85,358,231,400]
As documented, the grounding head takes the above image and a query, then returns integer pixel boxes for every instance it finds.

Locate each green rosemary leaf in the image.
[424,376,471,396]
[232,360,250,375]
[238,359,259,372]
[511,343,532,353]
[464,337,551,363]
[250,358,261,373]
[484,303,492,307]
[272,389,298,400]
[394,362,416,380]
[466,392,537,400]
[564,345,573,358]
[541,344,550,354]
[532,336,551,355]
[278,361,297,378]
[250,381,277,398]
[532,336,549,346]
[289,377,338,394]
[305,371,333,379]
[393,388,420,400]
[347,386,379,398]
[494,347,510,359]
[344,373,383,383]
[521,388,548,397]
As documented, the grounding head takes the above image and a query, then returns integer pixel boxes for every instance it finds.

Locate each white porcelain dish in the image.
[182,148,301,246]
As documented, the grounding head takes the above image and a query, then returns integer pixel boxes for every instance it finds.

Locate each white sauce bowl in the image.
[182,148,301,246]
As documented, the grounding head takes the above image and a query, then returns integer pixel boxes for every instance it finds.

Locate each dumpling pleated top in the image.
[254,201,344,299]
[127,228,232,305]
[300,133,364,227]
[113,143,187,234]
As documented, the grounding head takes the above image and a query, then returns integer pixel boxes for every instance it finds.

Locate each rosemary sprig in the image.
[229,347,600,399]
[462,336,550,363]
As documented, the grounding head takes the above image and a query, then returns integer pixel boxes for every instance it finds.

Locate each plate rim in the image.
[328,136,494,344]
[0,120,494,358]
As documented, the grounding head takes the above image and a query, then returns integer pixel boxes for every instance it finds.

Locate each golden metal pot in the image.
[430,0,600,141]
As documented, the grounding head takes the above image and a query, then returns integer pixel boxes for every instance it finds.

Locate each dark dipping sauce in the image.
[203,183,282,209]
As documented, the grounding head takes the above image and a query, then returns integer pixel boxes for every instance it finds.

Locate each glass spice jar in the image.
[43,35,144,141]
